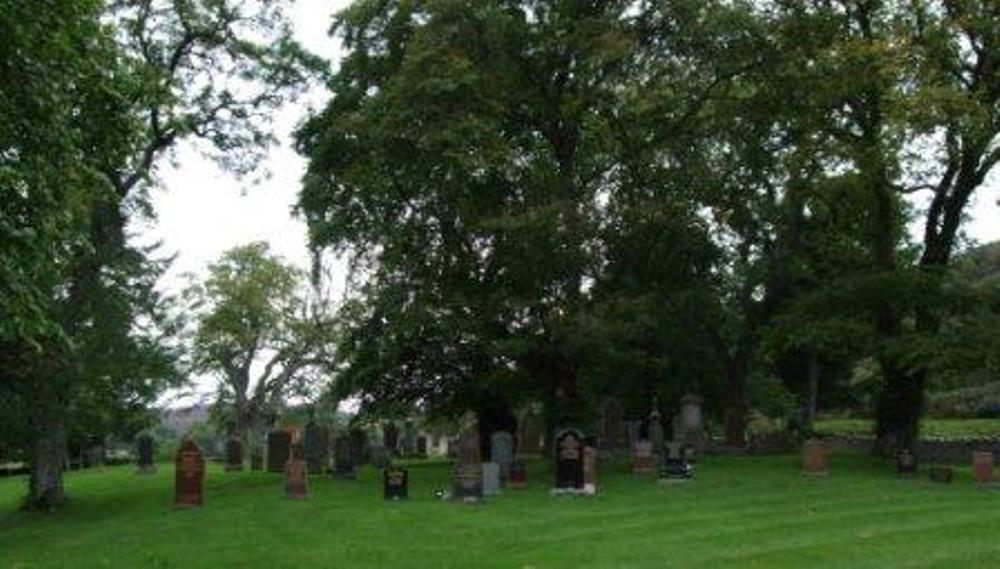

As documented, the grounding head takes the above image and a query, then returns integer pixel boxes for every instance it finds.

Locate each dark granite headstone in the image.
[383,423,400,455]
[349,428,369,464]
[554,429,585,492]
[304,422,330,474]
[416,435,428,458]
[509,460,527,489]
[225,438,244,472]
[174,440,204,508]
[334,436,357,478]
[490,431,514,480]
[383,466,409,500]
[267,430,292,473]
[285,458,308,500]
[896,448,917,477]
[599,398,626,452]
[453,412,484,503]
[136,434,155,474]
[659,442,692,483]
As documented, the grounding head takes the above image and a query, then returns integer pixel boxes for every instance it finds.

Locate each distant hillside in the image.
[954,240,1000,285]
[159,405,210,437]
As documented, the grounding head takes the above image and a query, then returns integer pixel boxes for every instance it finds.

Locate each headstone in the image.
[285,458,308,500]
[929,466,954,484]
[490,431,514,480]
[174,440,204,508]
[383,423,400,455]
[553,429,585,493]
[225,438,244,472]
[416,435,428,458]
[384,466,409,500]
[517,409,544,455]
[896,448,917,477]
[136,434,155,474]
[333,436,357,479]
[802,438,828,476]
[250,446,263,471]
[349,428,369,464]
[85,435,105,468]
[671,394,707,460]
[370,445,391,469]
[509,460,527,489]
[453,411,484,503]
[631,440,655,474]
[659,442,693,483]
[304,422,330,475]
[583,444,598,495]
[599,398,626,452]
[483,462,502,496]
[972,451,994,485]
[625,420,643,448]
[648,411,665,455]
[267,430,291,473]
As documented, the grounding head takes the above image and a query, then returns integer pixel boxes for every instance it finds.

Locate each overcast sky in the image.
[140,0,998,406]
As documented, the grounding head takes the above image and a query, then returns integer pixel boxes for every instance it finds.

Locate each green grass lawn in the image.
[814,418,1000,440]
[1,454,999,568]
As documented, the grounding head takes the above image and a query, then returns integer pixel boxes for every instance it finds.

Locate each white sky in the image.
[138,0,999,406]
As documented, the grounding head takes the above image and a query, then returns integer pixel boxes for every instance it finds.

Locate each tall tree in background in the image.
[1,0,321,510]
[187,243,336,454]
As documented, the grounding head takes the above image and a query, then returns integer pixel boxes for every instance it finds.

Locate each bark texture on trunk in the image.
[26,405,67,511]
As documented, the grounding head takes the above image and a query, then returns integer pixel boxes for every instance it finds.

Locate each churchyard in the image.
[2,452,999,568]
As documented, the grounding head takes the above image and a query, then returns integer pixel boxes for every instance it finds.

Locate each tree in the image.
[187,243,336,452]
[2,0,321,510]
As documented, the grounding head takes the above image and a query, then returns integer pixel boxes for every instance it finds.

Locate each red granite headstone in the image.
[802,438,827,476]
[972,451,994,485]
[632,440,655,474]
[174,440,204,508]
[285,459,308,500]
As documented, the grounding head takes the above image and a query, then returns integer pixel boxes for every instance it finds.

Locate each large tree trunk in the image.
[25,400,67,511]
[723,342,751,446]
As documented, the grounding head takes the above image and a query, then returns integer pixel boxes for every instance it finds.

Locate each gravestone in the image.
[553,429,585,493]
[174,440,204,508]
[267,430,291,473]
[972,451,994,485]
[136,434,155,474]
[384,466,409,500]
[625,420,643,449]
[583,444,598,495]
[631,440,655,474]
[85,435,105,468]
[304,422,330,475]
[349,428,369,464]
[482,462,502,496]
[671,394,707,460]
[929,466,954,484]
[802,438,828,476]
[490,431,514,480]
[250,446,263,471]
[517,409,544,455]
[402,421,417,456]
[333,436,357,479]
[599,398,626,452]
[383,423,400,455]
[285,458,308,500]
[659,442,693,483]
[453,412,484,503]
[225,437,244,472]
[896,448,917,477]
[370,446,391,469]
[509,460,527,489]
[648,411,665,456]
[416,435,428,458]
